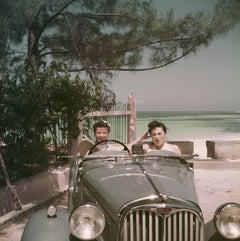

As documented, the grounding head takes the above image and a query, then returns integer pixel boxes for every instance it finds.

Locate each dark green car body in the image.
[21,149,240,241]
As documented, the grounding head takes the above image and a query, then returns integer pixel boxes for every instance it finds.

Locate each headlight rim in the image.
[214,202,240,240]
[69,203,105,240]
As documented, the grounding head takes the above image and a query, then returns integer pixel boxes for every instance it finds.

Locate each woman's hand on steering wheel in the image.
[88,139,130,154]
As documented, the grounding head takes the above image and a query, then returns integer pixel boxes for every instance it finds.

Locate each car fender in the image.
[21,207,71,241]
[204,219,240,241]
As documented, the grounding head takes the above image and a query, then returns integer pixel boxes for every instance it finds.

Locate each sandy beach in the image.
[194,160,240,223]
[191,136,240,223]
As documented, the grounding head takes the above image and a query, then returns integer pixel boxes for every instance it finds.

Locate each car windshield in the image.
[82,150,191,169]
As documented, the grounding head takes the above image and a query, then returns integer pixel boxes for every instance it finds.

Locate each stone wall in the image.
[168,141,194,155]
[206,140,240,159]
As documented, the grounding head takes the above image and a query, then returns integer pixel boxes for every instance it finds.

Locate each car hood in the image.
[82,161,198,221]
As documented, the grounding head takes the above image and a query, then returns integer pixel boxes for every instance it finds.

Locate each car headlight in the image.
[214,203,240,239]
[69,204,105,240]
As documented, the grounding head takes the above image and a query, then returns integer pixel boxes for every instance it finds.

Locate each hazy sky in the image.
[112,1,240,111]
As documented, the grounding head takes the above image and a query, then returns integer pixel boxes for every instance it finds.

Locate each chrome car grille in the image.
[122,209,204,241]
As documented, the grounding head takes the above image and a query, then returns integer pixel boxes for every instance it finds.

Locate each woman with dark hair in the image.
[78,120,111,155]
[132,120,181,154]
[92,120,111,151]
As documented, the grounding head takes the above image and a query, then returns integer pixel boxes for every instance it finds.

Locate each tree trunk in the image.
[27,29,40,74]
[0,152,22,211]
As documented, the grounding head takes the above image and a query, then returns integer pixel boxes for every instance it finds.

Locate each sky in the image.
[112,0,240,111]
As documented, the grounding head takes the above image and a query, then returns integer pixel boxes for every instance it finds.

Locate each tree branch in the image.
[67,42,199,73]
[114,44,199,71]
[32,0,79,55]
[116,35,203,55]
[62,12,97,84]
[80,12,143,24]
[0,152,22,211]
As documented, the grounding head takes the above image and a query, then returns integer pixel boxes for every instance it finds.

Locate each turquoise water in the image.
[136,111,240,141]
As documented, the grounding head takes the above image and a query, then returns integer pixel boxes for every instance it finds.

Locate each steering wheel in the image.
[88,139,130,154]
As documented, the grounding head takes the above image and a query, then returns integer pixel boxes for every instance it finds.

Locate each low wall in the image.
[0,166,70,217]
[168,141,194,155]
[206,140,240,159]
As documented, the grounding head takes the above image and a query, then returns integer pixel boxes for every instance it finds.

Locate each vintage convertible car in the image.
[21,140,240,241]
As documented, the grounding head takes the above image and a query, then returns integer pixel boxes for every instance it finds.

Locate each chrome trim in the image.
[214,202,240,239]
[118,204,204,241]
[68,157,82,211]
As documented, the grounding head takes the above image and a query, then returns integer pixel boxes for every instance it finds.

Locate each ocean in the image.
[136,111,240,141]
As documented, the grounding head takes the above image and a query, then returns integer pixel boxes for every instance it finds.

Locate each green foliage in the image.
[0,62,112,183]
[39,62,110,139]
[0,67,50,183]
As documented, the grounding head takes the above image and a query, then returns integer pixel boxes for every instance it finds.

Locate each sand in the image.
[192,137,240,222]
[194,165,240,223]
